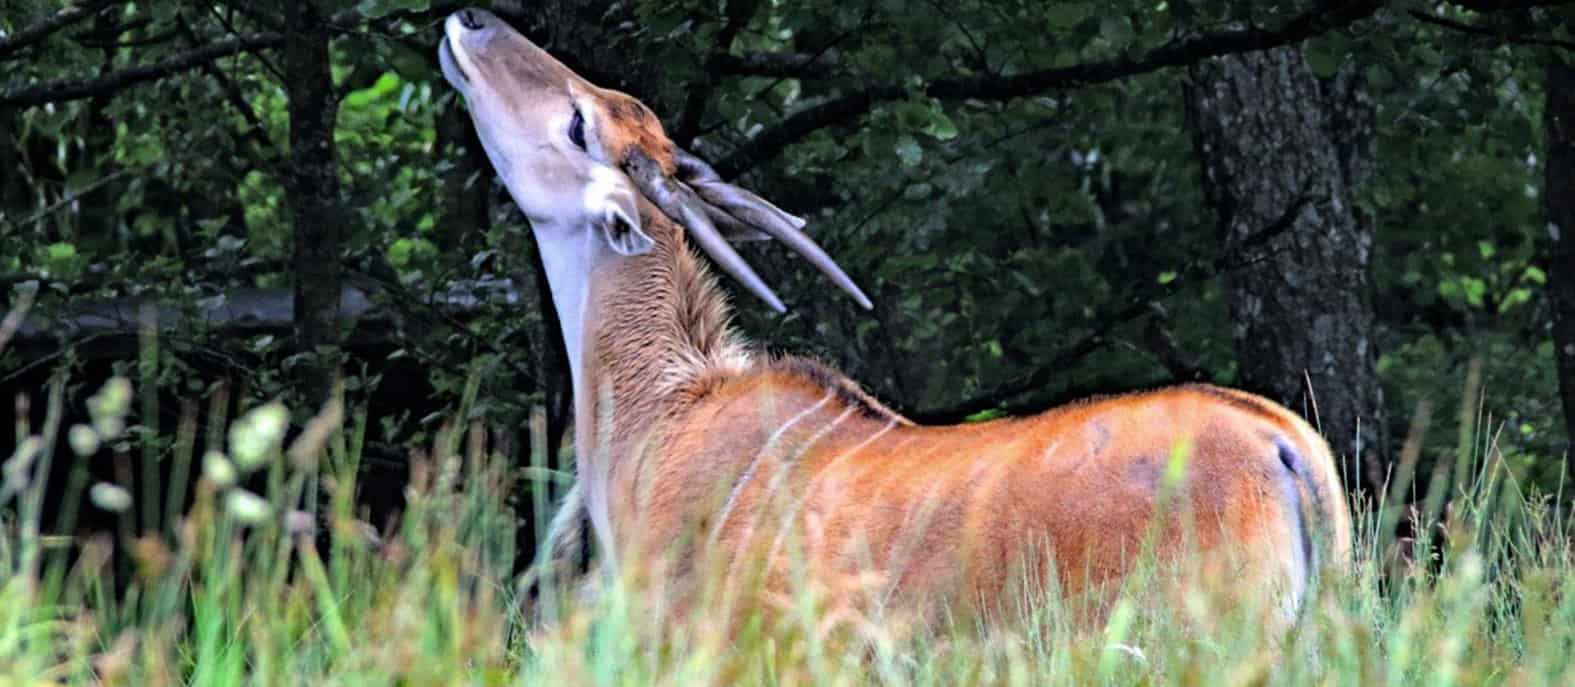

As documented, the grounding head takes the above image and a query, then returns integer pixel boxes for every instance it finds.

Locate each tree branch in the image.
[72,28,180,50]
[0,3,416,109]
[199,5,284,81]
[0,32,284,108]
[1408,10,1575,51]
[908,190,1314,424]
[3,169,128,230]
[716,0,1384,177]
[174,15,276,157]
[713,50,843,79]
[0,0,115,61]
[1447,1,1567,10]
[673,0,762,146]
[1138,303,1208,382]
[904,292,1155,424]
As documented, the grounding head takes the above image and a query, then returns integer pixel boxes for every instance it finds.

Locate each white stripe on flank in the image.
[877,477,950,607]
[1039,438,1065,467]
[719,404,860,581]
[711,390,836,542]
[761,418,901,571]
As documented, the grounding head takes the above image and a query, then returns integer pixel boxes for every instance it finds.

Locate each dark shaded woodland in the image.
[4,0,1574,550]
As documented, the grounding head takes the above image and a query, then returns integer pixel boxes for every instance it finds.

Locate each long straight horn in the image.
[673,149,873,310]
[624,150,787,313]
[674,148,806,232]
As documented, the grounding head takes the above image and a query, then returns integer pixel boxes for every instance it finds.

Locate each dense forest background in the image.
[3,0,1575,544]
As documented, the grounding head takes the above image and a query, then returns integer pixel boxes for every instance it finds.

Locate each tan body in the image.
[589,213,1349,624]
[439,8,1351,628]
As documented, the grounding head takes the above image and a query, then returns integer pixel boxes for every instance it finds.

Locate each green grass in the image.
[2,373,1574,686]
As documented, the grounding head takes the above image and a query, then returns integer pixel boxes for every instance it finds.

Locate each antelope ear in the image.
[585,167,653,256]
[600,203,652,256]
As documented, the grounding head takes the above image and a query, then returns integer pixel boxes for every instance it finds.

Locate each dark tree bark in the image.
[1544,54,1575,479]
[284,2,346,405]
[72,10,123,248]
[436,106,490,250]
[1185,47,1385,497]
[0,107,23,214]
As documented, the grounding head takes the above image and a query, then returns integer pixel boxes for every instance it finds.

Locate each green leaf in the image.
[1046,3,1089,29]
[1365,64,1393,91]
[345,72,402,109]
[893,101,958,140]
[134,214,161,238]
[1500,287,1532,312]
[149,2,179,23]
[65,169,98,195]
[357,0,429,20]
[1463,277,1486,307]
[1414,44,1442,67]
[386,237,437,270]
[925,109,959,140]
[196,217,230,235]
[1550,23,1573,65]
[1305,42,1340,78]
[1100,16,1134,48]
[895,135,923,167]
[46,242,77,261]
[387,238,416,267]
[39,242,83,280]
[965,408,1007,423]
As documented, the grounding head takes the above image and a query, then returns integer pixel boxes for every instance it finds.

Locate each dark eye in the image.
[568,109,586,150]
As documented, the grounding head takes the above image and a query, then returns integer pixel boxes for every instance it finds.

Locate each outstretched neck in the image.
[534,205,750,567]
[534,222,601,408]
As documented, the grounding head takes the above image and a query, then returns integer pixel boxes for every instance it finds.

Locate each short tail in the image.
[538,479,595,574]
[522,481,599,622]
[1274,425,1354,613]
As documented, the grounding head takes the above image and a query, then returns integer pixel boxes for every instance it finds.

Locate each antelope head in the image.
[437,7,872,317]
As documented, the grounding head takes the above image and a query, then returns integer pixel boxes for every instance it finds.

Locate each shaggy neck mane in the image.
[582,204,902,436]
[573,203,754,568]
[583,204,754,441]
[571,201,905,567]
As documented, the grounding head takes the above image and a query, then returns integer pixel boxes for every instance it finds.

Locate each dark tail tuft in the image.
[1276,436,1324,584]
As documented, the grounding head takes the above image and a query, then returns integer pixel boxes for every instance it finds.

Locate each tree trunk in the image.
[436,106,490,251]
[284,2,346,406]
[1544,54,1575,480]
[1185,47,1385,497]
[0,107,22,215]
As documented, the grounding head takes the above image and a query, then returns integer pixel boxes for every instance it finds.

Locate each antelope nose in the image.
[458,9,484,30]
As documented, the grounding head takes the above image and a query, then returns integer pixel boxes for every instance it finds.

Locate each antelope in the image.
[438,8,1351,628]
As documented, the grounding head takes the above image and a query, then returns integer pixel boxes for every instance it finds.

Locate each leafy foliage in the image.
[0,3,1570,491]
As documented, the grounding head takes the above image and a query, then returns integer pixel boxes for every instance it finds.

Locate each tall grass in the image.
[2,370,1573,685]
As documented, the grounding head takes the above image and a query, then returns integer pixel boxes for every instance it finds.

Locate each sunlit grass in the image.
[2,369,1574,686]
